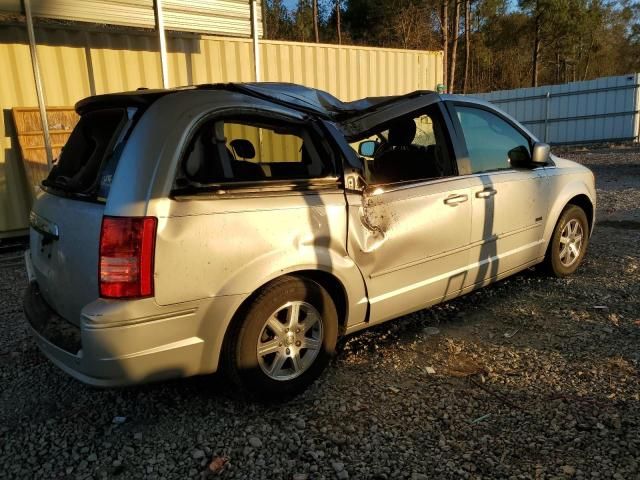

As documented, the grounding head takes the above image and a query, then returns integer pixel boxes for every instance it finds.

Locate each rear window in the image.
[43,107,137,201]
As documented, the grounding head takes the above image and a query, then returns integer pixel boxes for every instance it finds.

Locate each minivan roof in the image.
[75,82,437,121]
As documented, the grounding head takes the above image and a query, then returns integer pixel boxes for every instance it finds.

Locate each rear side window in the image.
[176,118,336,189]
[44,107,137,200]
[455,106,530,173]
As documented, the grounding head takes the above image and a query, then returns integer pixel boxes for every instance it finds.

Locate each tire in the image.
[223,275,338,399]
[544,204,590,277]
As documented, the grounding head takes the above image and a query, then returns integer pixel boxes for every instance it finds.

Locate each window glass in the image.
[455,106,530,173]
[177,119,335,187]
[351,106,454,185]
[43,107,136,200]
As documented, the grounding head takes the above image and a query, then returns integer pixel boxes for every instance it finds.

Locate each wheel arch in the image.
[225,268,350,334]
[203,246,368,373]
[566,193,594,234]
[542,187,595,257]
[289,270,349,333]
[217,269,352,373]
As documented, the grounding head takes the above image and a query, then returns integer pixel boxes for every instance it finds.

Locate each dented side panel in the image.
[151,191,367,326]
[346,177,473,324]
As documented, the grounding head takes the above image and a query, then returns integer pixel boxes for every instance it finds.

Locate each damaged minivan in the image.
[24,83,596,397]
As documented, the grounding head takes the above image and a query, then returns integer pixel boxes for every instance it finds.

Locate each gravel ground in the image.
[1,145,639,480]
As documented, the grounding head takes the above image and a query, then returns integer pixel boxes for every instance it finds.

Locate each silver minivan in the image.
[24,83,595,397]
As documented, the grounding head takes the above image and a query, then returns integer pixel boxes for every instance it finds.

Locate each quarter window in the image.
[455,106,531,174]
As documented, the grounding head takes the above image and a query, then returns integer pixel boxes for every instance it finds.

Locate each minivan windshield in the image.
[43,107,137,201]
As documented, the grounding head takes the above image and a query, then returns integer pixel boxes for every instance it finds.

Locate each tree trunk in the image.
[442,0,449,91]
[582,36,595,81]
[462,0,471,93]
[312,0,319,43]
[261,0,268,38]
[336,0,342,45]
[532,15,541,87]
[448,0,461,93]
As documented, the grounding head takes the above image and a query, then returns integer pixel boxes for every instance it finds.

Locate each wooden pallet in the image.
[11,107,79,196]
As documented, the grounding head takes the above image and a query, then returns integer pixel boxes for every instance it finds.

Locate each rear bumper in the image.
[23,282,244,387]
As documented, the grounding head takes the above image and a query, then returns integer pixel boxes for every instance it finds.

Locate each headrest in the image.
[388,119,417,146]
[230,139,256,159]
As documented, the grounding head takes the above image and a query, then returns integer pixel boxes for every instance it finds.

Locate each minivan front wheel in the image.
[545,205,589,277]
[224,276,338,398]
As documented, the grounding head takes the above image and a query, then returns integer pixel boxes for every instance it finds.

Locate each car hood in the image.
[550,154,586,169]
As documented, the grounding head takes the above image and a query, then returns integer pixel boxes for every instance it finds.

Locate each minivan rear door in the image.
[29,106,138,326]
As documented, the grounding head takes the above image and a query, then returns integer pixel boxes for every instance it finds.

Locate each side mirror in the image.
[358,140,378,158]
[531,142,550,165]
[507,145,531,167]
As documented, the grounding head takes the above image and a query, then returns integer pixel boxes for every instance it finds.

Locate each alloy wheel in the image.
[256,301,324,381]
[559,219,584,267]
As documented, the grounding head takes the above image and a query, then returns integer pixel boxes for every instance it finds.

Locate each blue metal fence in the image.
[471,74,640,145]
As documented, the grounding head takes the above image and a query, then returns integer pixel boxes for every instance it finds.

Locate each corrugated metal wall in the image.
[471,74,640,145]
[0,0,263,37]
[0,24,443,237]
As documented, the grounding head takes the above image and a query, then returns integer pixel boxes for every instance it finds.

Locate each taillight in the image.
[99,216,157,299]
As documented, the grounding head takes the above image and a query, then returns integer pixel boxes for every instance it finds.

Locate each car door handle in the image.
[444,194,468,206]
[476,188,497,198]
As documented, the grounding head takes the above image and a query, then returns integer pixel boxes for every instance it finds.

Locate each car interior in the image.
[177,119,334,187]
[44,108,130,194]
[354,107,454,185]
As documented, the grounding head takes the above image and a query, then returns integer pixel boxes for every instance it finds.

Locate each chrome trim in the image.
[364,175,463,196]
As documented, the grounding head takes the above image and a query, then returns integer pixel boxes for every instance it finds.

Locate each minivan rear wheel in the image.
[545,205,589,277]
[224,276,338,399]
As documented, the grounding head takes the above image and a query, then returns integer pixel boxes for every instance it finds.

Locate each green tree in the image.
[265,0,295,40]
[263,0,640,92]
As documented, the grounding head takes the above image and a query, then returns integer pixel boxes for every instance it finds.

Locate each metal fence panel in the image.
[0,24,442,236]
[471,73,640,145]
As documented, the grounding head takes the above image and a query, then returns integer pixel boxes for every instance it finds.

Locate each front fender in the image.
[540,174,596,257]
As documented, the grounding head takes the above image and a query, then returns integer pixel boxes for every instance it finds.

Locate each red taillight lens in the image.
[99,216,157,299]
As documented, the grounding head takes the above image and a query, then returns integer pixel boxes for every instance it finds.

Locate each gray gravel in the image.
[1,145,639,479]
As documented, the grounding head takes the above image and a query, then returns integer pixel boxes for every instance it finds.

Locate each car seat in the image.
[374,119,428,183]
